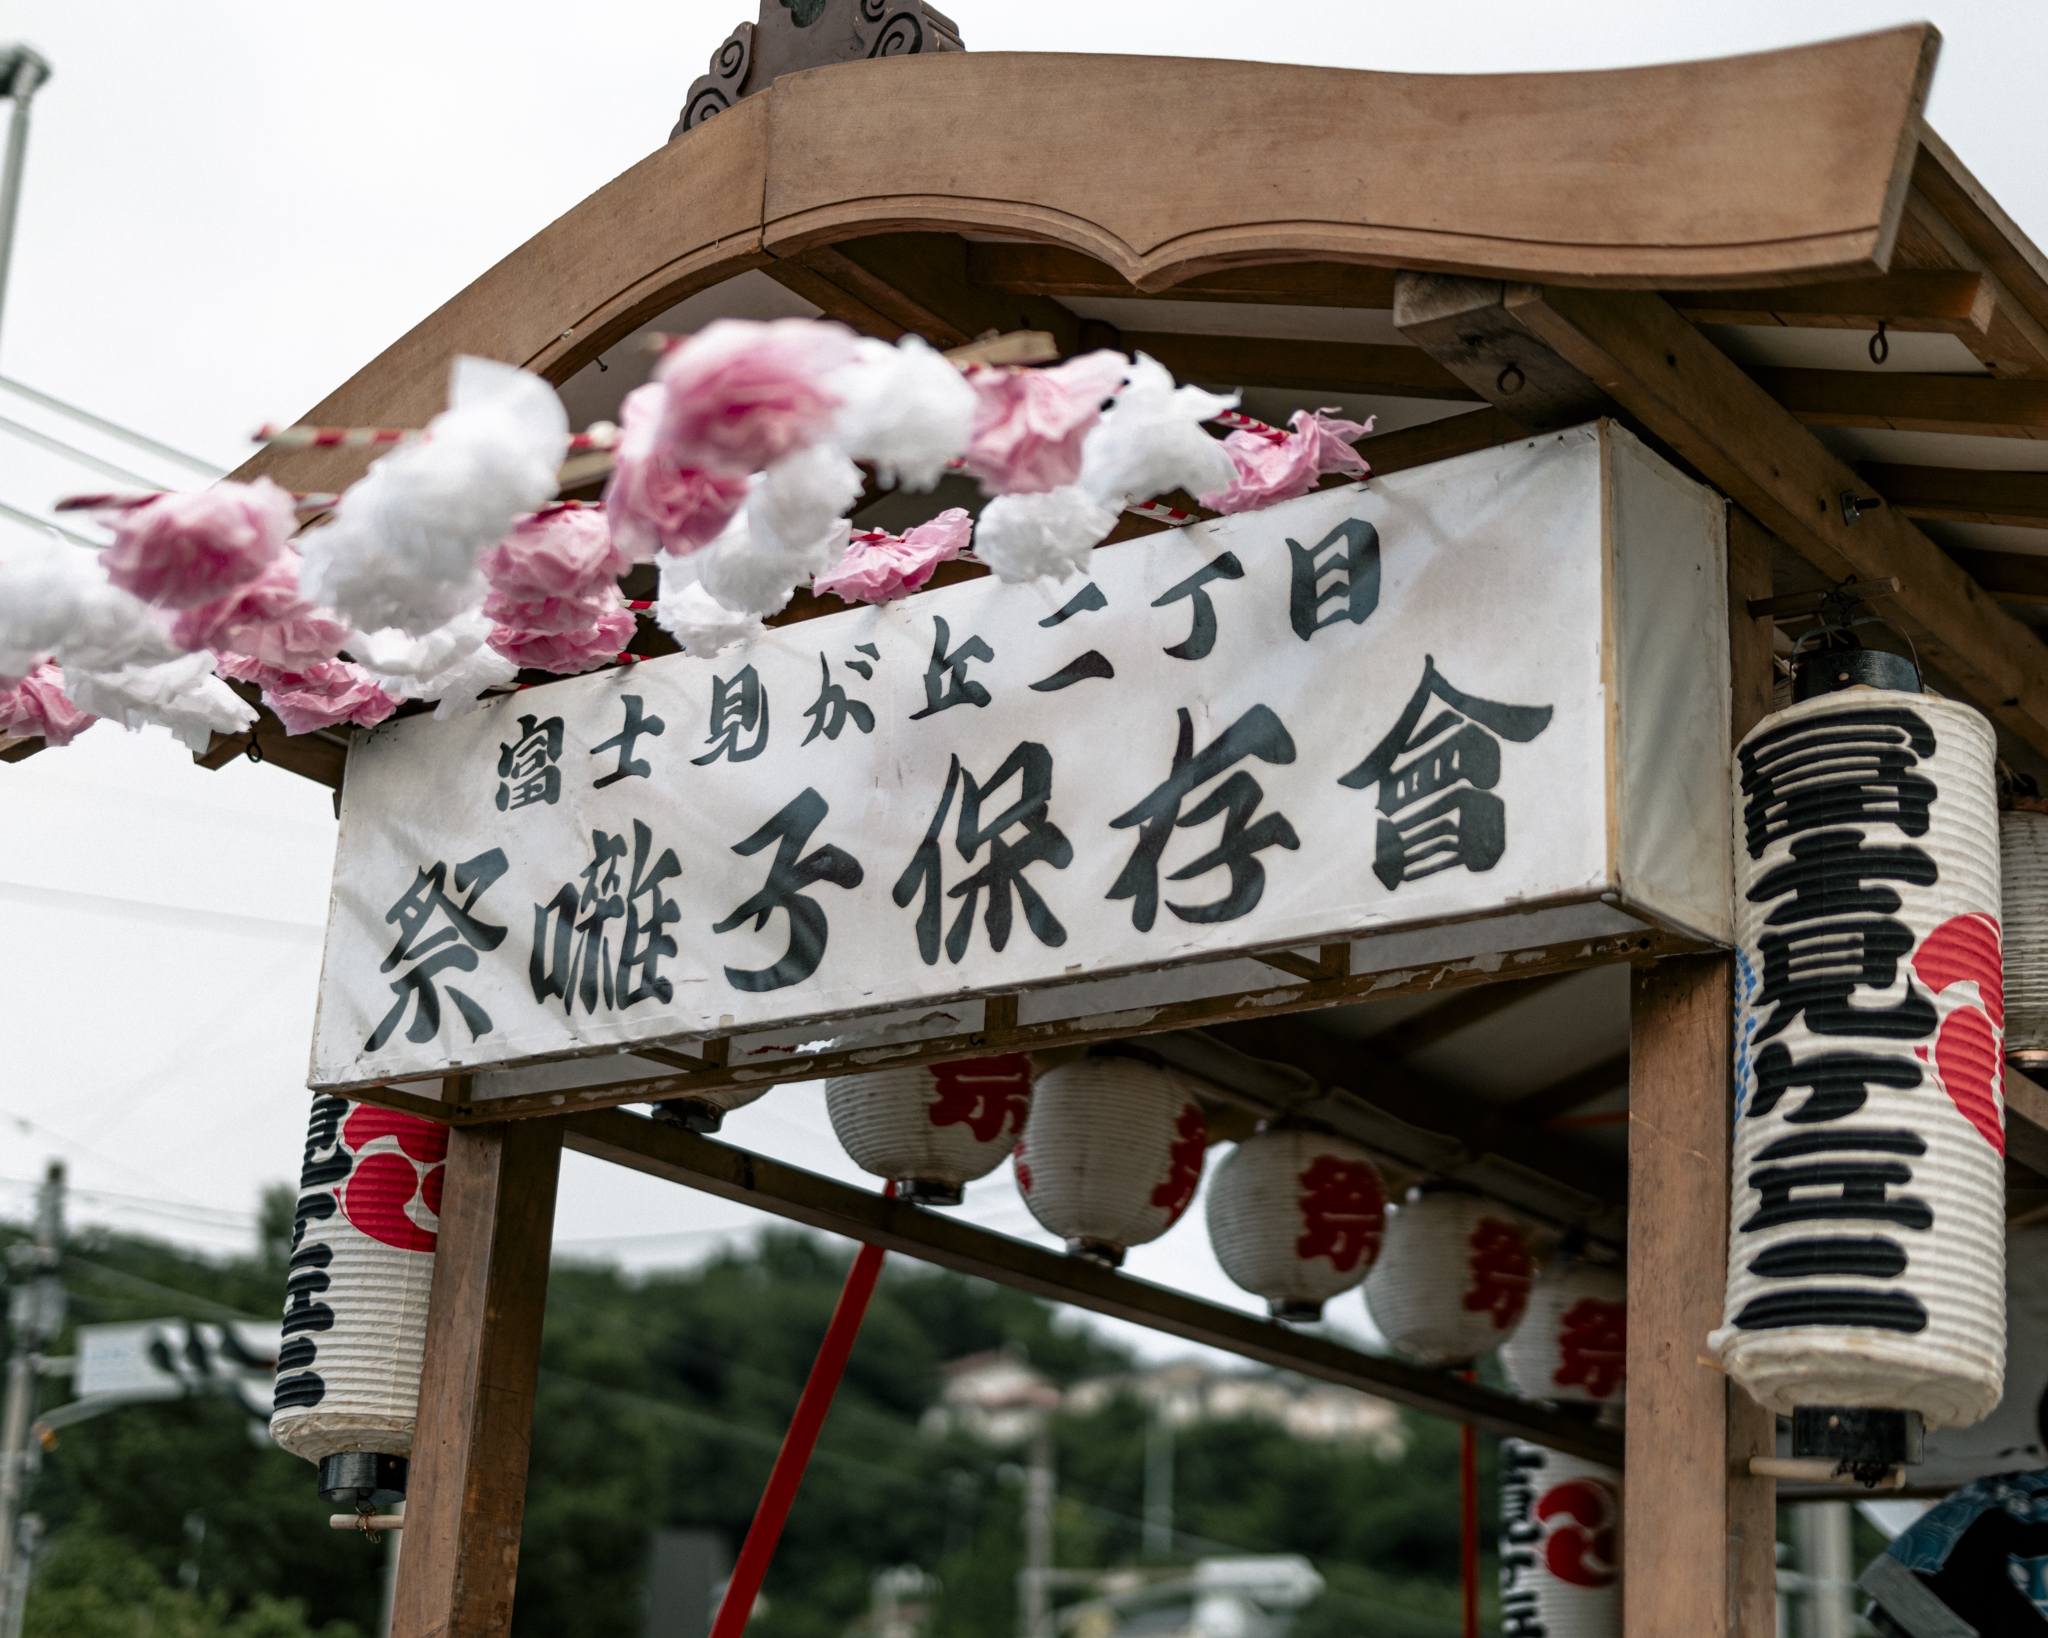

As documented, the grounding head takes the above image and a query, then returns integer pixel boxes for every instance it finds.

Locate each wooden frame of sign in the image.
[212,24,2048,1638]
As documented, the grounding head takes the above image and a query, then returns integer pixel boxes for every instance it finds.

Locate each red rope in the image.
[1459,1375,1479,1638]
[708,1186,896,1638]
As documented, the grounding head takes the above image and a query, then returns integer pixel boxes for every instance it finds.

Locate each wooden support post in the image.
[1622,506,1777,1638]
[390,1120,563,1638]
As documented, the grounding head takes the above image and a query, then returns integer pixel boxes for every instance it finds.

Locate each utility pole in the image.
[0,1161,66,1638]
[1142,1400,1174,1561]
[0,44,52,359]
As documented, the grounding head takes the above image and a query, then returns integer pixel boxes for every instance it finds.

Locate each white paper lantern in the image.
[1014,1056,1208,1265]
[1500,1439,1621,1638]
[1362,1186,1533,1365]
[826,1055,1033,1204]
[1717,690,2006,1428]
[649,1082,769,1133]
[272,1094,446,1505]
[2002,810,2048,1054]
[1501,1261,1627,1406]
[1205,1128,1387,1321]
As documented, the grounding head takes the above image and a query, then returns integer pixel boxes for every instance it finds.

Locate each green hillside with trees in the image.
[3,1198,1485,1638]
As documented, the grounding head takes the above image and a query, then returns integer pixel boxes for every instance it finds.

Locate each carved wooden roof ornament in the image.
[672,0,964,137]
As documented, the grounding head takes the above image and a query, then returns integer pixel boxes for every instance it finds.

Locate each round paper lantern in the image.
[1362,1186,1533,1365]
[1501,1261,1627,1406]
[826,1055,1033,1204]
[1717,690,2006,1429]
[1014,1054,1208,1266]
[2002,809,2048,1055]
[271,1094,447,1508]
[1500,1439,1621,1638]
[649,1083,769,1133]
[1205,1128,1387,1321]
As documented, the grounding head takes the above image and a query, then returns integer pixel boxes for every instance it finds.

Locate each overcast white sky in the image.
[2,0,2043,1362]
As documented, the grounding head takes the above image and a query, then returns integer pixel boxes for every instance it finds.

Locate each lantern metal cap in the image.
[650,1097,725,1134]
[1267,1298,1325,1324]
[897,1179,965,1207]
[1065,1237,1125,1268]
[1792,1406,1923,1486]
[318,1451,409,1510]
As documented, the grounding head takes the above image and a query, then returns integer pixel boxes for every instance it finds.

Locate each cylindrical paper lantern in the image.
[272,1094,447,1507]
[2002,809,2048,1054]
[1363,1186,1532,1365]
[1501,1261,1627,1406]
[1500,1440,1621,1638]
[1014,1054,1208,1266]
[826,1055,1033,1204]
[1205,1128,1387,1322]
[650,1082,769,1133]
[1718,691,2006,1428]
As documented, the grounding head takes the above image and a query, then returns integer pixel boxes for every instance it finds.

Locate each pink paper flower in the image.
[100,479,295,608]
[0,660,97,746]
[1197,410,1375,514]
[171,550,351,670]
[478,502,628,602]
[603,383,755,560]
[487,602,636,674]
[960,351,1129,496]
[216,653,398,736]
[813,508,972,604]
[650,318,857,477]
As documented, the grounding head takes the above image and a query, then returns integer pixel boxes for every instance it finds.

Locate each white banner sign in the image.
[312,424,1730,1091]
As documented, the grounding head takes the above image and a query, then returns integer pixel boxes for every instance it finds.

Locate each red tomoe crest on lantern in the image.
[1538,1476,1620,1589]
[1913,911,2006,1154]
[928,1055,1032,1144]
[1295,1156,1387,1273]
[340,1104,449,1254]
[1149,1106,1208,1223]
[1465,1216,1534,1329]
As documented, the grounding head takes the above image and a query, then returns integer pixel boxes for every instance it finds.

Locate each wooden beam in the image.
[390,1120,563,1638]
[1501,1051,1630,1126]
[1202,1016,1623,1208]
[1726,1380,1778,1638]
[1354,407,1523,478]
[964,242,1397,309]
[1122,331,1479,400]
[1625,954,1736,1638]
[1860,463,2048,528]
[2005,1063,2048,1177]
[772,234,1084,355]
[1505,283,2048,759]
[1751,366,2048,436]
[562,1106,1625,1464]
[1944,548,2048,604]
[1669,271,1991,335]
[1368,972,1574,1059]
[346,924,1695,1126]
[1393,274,1619,433]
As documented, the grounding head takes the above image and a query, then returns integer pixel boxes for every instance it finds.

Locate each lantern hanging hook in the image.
[1870,319,1890,365]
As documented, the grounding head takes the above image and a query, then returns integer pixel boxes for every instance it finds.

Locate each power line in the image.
[0,409,161,490]
[0,494,98,547]
[0,375,221,478]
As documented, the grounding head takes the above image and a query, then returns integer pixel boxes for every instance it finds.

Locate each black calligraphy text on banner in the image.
[310,425,1732,1093]
[1717,692,2007,1428]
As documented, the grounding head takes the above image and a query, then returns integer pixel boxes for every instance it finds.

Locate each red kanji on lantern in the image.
[927,1054,1032,1144]
[1294,1156,1386,1273]
[1554,1297,1627,1399]
[1462,1216,1533,1330]
[1149,1105,1208,1222]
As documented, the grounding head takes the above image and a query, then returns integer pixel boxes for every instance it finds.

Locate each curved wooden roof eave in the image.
[240,24,1946,495]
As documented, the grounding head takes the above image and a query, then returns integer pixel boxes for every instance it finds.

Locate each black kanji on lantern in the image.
[1108,705,1299,930]
[909,615,994,719]
[1287,518,1379,641]
[592,694,666,788]
[694,667,770,764]
[365,849,509,1050]
[801,651,877,746]
[1152,550,1244,661]
[495,714,564,810]
[893,742,1071,965]
[1338,656,1553,890]
[713,788,863,992]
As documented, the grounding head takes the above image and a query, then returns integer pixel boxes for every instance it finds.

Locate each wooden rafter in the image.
[1364,972,1575,1059]
[1751,367,2048,436]
[1502,1051,1631,1125]
[1121,332,1476,399]
[1668,271,1992,335]
[1860,463,2048,528]
[1946,548,2048,604]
